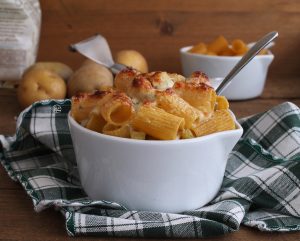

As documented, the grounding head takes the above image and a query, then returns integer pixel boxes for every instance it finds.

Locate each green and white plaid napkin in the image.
[1,100,300,238]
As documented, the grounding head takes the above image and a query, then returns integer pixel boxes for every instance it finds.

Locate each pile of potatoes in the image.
[17,50,148,109]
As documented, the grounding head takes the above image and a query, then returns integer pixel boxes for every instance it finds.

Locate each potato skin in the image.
[27,62,73,81]
[17,68,67,109]
[115,50,148,73]
[81,59,101,67]
[67,62,113,97]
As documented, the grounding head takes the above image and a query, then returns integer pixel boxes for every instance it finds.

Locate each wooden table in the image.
[1,0,300,240]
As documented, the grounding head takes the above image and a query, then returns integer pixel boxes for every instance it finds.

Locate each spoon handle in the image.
[216,31,278,95]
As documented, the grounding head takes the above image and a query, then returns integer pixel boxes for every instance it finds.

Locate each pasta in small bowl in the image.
[180,36,274,100]
[68,68,243,213]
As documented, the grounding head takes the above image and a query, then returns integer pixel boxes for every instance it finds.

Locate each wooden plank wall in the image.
[38,0,300,78]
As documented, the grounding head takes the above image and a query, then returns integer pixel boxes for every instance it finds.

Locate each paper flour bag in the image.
[0,0,41,84]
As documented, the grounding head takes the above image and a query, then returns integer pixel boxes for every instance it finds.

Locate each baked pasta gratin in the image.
[71,68,235,140]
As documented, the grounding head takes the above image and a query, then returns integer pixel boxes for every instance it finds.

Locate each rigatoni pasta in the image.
[71,68,236,140]
[192,109,235,137]
[132,105,185,140]
[189,35,269,56]
[129,128,146,140]
[156,89,201,128]
[102,123,130,138]
[216,96,229,110]
[98,91,134,125]
[173,81,216,116]
[71,91,108,122]
[85,113,106,133]
[206,35,229,55]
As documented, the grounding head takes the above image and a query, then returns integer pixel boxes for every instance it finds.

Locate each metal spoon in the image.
[216,31,278,95]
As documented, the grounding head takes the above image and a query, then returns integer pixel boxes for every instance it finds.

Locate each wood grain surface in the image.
[38,0,300,78]
[0,0,300,240]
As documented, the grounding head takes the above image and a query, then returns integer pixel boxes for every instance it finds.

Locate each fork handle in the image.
[110,63,127,75]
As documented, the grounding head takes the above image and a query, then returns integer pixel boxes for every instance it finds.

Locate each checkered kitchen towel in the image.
[1,100,300,238]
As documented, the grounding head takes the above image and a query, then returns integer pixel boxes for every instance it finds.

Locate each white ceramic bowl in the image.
[180,45,274,100]
[68,113,243,213]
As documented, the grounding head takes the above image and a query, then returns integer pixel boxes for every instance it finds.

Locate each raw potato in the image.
[27,62,73,81]
[115,50,148,73]
[81,59,100,67]
[67,61,113,97]
[17,68,67,109]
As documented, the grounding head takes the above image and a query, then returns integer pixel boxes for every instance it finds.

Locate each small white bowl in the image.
[180,45,274,100]
[68,113,243,213]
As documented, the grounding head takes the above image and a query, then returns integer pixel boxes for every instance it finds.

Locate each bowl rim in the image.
[180,45,274,60]
[68,111,243,145]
